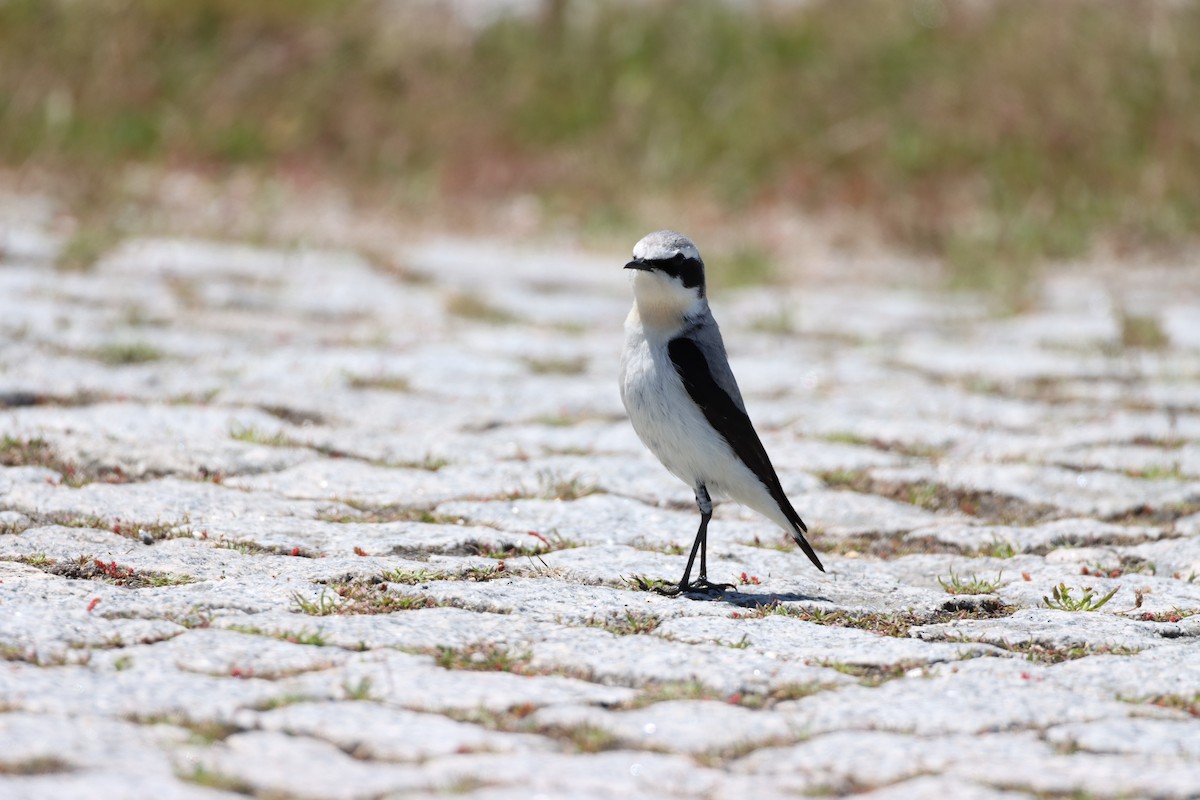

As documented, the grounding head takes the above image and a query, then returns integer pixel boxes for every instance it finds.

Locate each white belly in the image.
[619,333,785,529]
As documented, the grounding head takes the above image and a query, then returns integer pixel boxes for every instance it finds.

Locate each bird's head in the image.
[624,230,706,324]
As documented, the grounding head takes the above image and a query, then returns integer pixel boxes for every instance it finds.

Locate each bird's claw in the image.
[652,578,733,597]
[688,579,735,594]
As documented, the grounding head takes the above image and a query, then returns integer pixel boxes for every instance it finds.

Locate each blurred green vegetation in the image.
[2,0,1197,293]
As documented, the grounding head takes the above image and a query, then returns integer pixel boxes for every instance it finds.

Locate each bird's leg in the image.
[654,484,730,597]
[689,485,733,593]
[697,484,713,582]
[653,513,705,597]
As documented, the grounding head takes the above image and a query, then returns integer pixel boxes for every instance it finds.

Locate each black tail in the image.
[780,496,824,572]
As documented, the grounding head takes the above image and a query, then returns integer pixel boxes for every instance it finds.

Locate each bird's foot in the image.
[687,578,735,594]
[654,579,733,597]
[637,576,733,598]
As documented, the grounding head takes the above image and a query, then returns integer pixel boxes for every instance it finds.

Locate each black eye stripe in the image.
[646,255,704,291]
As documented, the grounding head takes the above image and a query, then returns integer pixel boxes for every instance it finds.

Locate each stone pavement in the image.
[1,205,1200,799]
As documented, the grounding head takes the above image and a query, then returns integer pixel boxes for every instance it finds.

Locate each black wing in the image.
[668,337,824,571]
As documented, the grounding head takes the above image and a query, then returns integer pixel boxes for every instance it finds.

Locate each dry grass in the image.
[2,0,1198,294]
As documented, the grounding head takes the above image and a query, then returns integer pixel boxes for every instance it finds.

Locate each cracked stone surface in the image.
[2,206,1200,798]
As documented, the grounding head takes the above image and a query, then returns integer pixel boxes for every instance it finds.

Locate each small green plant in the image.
[819,659,927,686]
[227,625,329,646]
[180,765,252,794]
[734,600,1016,637]
[466,529,578,559]
[0,756,73,776]
[445,293,517,324]
[434,644,531,674]
[904,483,940,510]
[585,610,661,636]
[938,569,1004,595]
[293,583,440,616]
[1119,312,1169,350]
[344,373,412,392]
[1142,693,1200,718]
[229,425,294,447]
[998,640,1141,664]
[560,725,620,753]
[342,677,374,700]
[1125,459,1186,481]
[316,501,455,525]
[382,564,506,583]
[625,574,678,593]
[1043,582,1119,612]
[386,454,450,471]
[92,342,164,365]
[292,590,339,616]
[631,680,721,708]
[523,356,588,375]
[983,539,1017,559]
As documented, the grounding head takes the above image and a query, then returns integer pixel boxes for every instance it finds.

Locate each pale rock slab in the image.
[254,701,555,761]
[732,730,1051,795]
[527,699,798,756]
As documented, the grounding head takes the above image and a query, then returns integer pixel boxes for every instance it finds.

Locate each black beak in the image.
[624,258,650,271]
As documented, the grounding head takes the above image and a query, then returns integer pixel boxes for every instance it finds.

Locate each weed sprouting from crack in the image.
[991,640,1142,664]
[0,756,75,776]
[815,469,1052,525]
[0,517,31,535]
[344,372,412,392]
[625,574,678,593]
[734,600,1017,638]
[384,454,450,471]
[292,583,441,615]
[1136,693,1200,717]
[818,659,929,686]
[1132,608,1198,623]
[432,644,533,674]
[980,539,1018,559]
[342,677,374,700]
[381,563,508,584]
[628,679,829,710]
[445,292,519,324]
[1043,582,1119,612]
[229,424,295,448]
[0,435,130,487]
[180,765,254,795]
[225,625,329,647]
[465,529,579,560]
[91,342,164,365]
[27,554,196,589]
[938,569,1005,595]
[1,552,54,568]
[547,724,621,753]
[583,610,661,636]
[317,501,460,525]
[522,356,589,376]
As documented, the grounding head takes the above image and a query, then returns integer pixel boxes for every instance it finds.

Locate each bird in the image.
[619,230,824,596]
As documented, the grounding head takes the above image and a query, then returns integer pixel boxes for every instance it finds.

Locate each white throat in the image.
[630,271,705,335]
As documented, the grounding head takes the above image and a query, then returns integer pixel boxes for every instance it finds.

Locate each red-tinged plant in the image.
[94,559,133,580]
[86,597,100,613]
